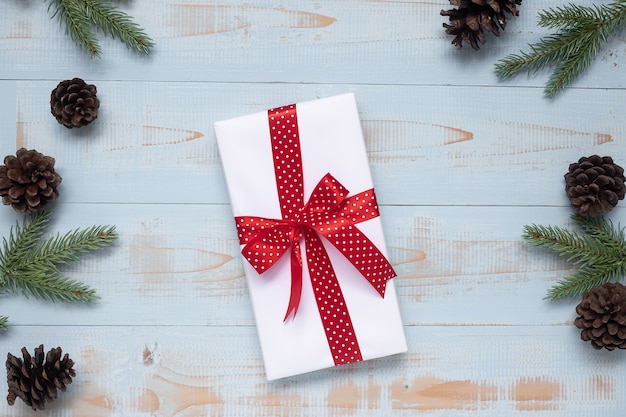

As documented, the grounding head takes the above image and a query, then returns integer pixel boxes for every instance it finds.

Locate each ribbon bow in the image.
[236,173,395,320]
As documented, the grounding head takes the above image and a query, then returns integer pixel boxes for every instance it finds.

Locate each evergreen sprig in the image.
[495,0,626,97]
[523,214,626,300]
[0,211,117,328]
[46,0,154,57]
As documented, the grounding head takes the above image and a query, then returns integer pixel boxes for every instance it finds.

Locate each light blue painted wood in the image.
[0,0,624,89]
[0,325,624,416]
[0,0,625,414]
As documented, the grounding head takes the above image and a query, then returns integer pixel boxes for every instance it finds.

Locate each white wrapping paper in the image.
[215,93,407,380]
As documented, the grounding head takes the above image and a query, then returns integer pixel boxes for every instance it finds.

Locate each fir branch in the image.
[45,0,154,57]
[82,0,154,54]
[0,316,7,331]
[2,268,99,303]
[539,3,606,30]
[48,0,101,57]
[32,224,118,270]
[0,210,50,273]
[495,0,626,97]
[0,211,117,305]
[523,214,626,300]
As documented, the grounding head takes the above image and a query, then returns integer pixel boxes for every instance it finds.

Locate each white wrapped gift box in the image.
[215,93,407,380]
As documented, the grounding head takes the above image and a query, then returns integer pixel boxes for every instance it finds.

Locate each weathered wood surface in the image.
[1,0,626,89]
[1,325,623,416]
[1,0,626,415]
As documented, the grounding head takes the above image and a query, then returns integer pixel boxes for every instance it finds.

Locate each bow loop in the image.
[237,218,298,274]
[305,173,350,214]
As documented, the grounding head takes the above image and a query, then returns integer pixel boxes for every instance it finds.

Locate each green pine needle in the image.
[82,0,154,54]
[495,0,626,97]
[48,0,101,56]
[46,0,154,57]
[523,214,626,300]
[0,316,7,331]
[0,211,117,327]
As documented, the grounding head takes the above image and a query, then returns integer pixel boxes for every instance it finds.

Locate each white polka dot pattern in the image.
[233,104,397,367]
[305,229,363,364]
[268,104,304,220]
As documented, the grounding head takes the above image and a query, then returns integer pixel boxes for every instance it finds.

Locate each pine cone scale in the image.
[39,187,55,198]
[34,378,45,392]
[591,326,604,337]
[486,0,501,12]
[8,186,24,199]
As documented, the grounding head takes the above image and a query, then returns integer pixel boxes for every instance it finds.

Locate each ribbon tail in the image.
[304,229,363,364]
[283,242,303,321]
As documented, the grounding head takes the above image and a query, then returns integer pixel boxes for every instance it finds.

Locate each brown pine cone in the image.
[6,345,75,410]
[0,148,62,213]
[574,282,626,351]
[50,78,100,128]
[564,155,626,217]
[441,0,522,49]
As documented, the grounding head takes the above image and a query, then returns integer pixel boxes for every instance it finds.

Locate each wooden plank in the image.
[0,203,608,328]
[0,0,624,89]
[0,325,623,416]
[3,80,625,207]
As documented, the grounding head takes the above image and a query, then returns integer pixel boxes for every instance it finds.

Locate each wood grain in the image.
[1,326,624,416]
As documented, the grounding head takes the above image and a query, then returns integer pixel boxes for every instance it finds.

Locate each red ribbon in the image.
[235,103,396,365]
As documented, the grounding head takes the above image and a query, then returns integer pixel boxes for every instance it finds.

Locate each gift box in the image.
[214,93,407,380]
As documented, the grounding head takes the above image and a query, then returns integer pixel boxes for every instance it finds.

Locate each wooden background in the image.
[1,0,626,415]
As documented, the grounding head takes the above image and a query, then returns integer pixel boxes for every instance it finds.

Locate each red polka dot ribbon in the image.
[235,104,397,366]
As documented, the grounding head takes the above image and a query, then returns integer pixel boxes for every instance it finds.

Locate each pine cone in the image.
[441,0,522,49]
[564,155,626,217]
[574,282,626,350]
[0,148,62,213]
[6,345,75,410]
[50,78,100,128]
